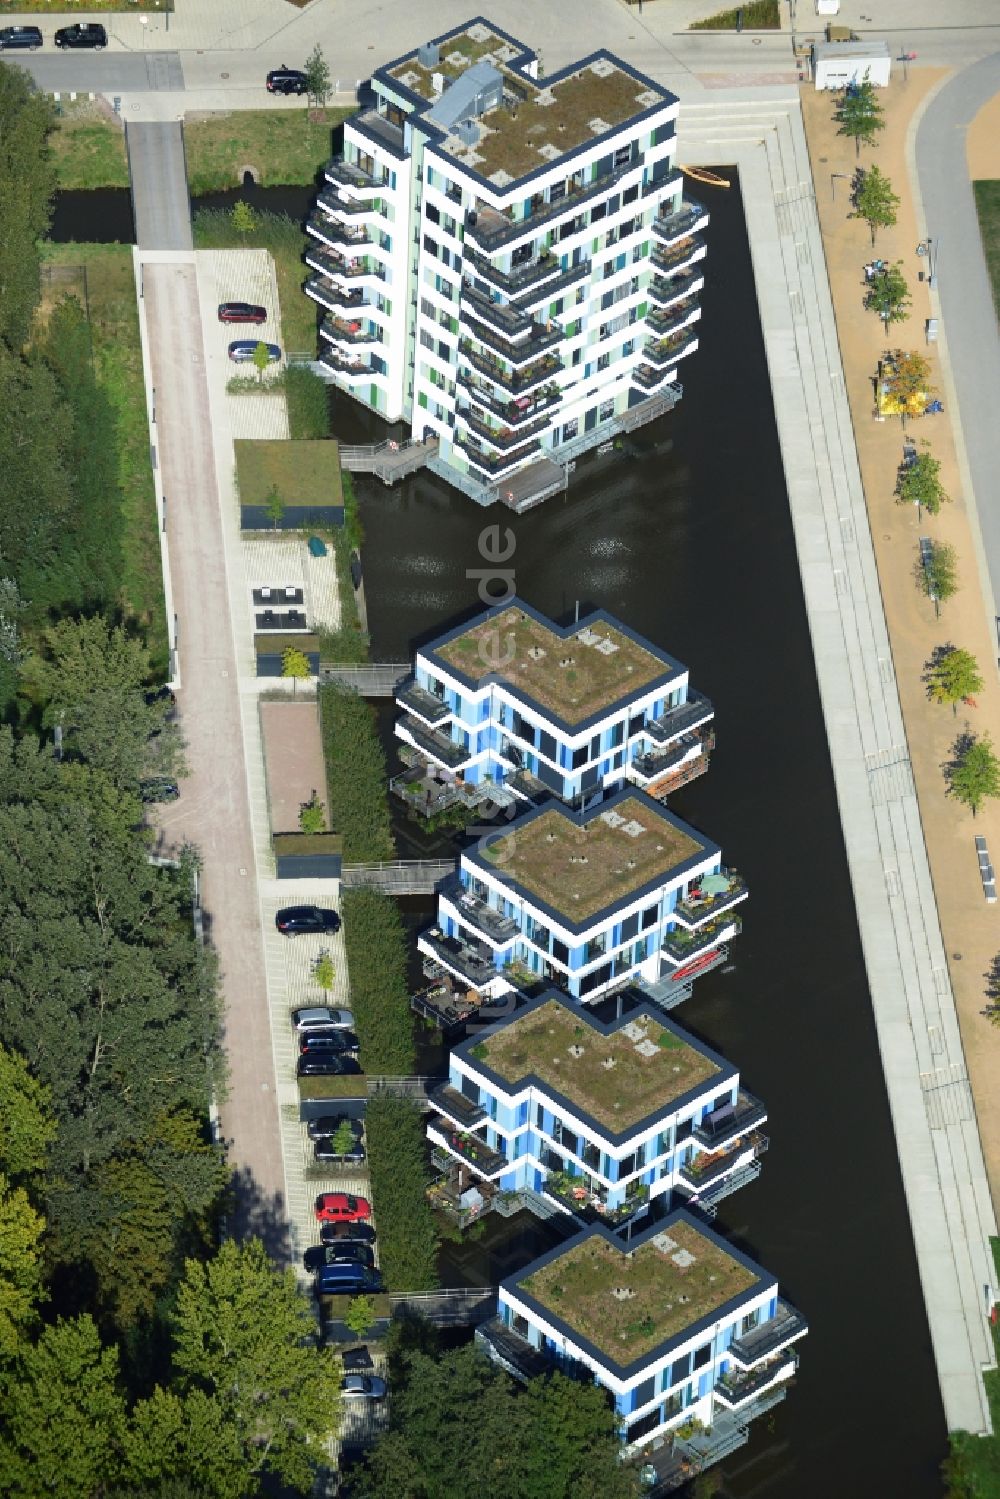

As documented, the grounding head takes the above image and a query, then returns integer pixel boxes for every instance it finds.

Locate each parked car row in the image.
[0,23,107,49]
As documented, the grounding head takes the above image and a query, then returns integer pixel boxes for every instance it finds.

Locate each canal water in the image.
[338,180,948,1497]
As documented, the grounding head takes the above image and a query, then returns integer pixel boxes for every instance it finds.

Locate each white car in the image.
[292,1006,355,1032]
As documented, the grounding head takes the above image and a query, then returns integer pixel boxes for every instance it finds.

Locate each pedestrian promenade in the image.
[678,88,997,1436]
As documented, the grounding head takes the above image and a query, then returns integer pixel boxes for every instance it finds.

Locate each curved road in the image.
[916,53,1000,633]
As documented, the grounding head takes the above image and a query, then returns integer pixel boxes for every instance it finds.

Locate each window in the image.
[620,913,639,943]
[623,183,639,206]
[642,904,658,930]
[618,1152,635,1179]
[615,143,633,168]
[668,1354,690,1388]
[597,353,610,372]
[562,418,578,442]
[599,399,615,421]
[610,721,624,747]
[423,234,438,257]
[425,202,440,225]
[552,939,569,966]
[632,1375,656,1410]
[741,1308,761,1335]
[582,1140,601,1171]
[550,182,566,204]
[693,1343,712,1370]
[419,330,434,351]
[572,745,589,770]
[572,348,582,367]
[420,297,435,319]
[591,201,607,223]
[438,339,450,360]
[539,730,556,762]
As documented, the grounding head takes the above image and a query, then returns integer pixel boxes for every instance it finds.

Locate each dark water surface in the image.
[50,187,135,244]
[338,180,947,1498]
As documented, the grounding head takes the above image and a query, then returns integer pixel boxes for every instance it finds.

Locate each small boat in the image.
[680,165,731,188]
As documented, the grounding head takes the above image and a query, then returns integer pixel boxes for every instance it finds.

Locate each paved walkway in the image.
[127,122,192,251]
[679,87,997,1435]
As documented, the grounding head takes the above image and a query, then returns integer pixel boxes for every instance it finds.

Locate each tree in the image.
[851,164,899,245]
[363,1095,439,1291]
[312,950,334,994]
[945,733,1000,818]
[122,1386,251,1499]
[230,200,257,239]
[865,262,910,331]
[0,1042,56,1184]
[298,789,326,833]
[836,77,885,157]
[0,1173,46,1358]
[924,646,983,714]
[915,538,958,617]
[0,1315,126,1498]
[897,442,948,517]
[170,1239,341,1494]
[981,953,1000,1028]
[880,349,934,423]
[265,482,285,528]
[344,1293,377,1340]
[252,340,271,385]
[282,646,310,696]
[0,67,56,350]
[304,44,332,110]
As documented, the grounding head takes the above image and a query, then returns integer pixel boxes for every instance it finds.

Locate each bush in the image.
[341,888,414,1075]
[320,474,369,664]
[285,364,330,439]
[319,684,394,863]
[365,1095,440,1291]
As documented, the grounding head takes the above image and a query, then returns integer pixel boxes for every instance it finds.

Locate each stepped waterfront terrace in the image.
[478,1212,807,1456]
[426,990,768,1224]
[393,597,716,817]
[418,787,746,1004]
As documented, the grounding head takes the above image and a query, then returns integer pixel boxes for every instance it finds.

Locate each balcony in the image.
[305,277,369,316]
[441,875,520,944]
[460,293,563,366]
[543,1169,648,1228]
[714,1350,797,1411]
[428,1123,508,1180]
[419,927,500,989]
[728,1300,809,1369]
[662,914,741,965]
[456,406,554,452]
[398,714,471,769]
[630,733,707,790]
[632,362,675,393]
[693,1089,767,1150]
[324,156,386,193]
[651,235,707,277]
[320,315,378,348]
[652,197,708,247]
[674,870,747,929]
[644,691,714,744]
[395,677,451,725]
[427,1081,487,1130]
[647,268,705,308]
[317,188,378,221]
[477,1317,554,1384]
[453,428,542,477]
[352,108,406,159]
[306,212,373,253]
[459,341,564,395]
[455,371,562,427]
[319,353,375,381]
[645,299,700,341]
[465,163,640,254]
[643,333,699,368]
[678,1132,768,1195]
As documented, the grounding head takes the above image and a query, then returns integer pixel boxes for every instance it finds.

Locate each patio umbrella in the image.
[700,872,732,895]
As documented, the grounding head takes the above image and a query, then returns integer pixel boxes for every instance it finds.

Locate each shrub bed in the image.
[341,888,414,1075]
[364,1094,440,1292]
[319,684,394,862]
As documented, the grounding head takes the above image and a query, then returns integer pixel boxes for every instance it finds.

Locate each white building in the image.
[305,18,708,508]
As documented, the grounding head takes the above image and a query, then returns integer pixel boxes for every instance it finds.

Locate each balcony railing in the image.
[454,429,542,477]
[441,875,520,943]
[543,1170,648,1227]
[420,928,500,988]
[466,246,566,296]
[465,163,639,253]
[320,315,379,347]
[324,156,387,192]
[651,235,706,275]
[399,714,471,768]
[319,353,374,380]
[457,406,555,452]
[476,1318,555,1383]
[662,913,741,964]
[693,1089,768,1149]
[644,334,698,368]
[459,341,565,394]
[674,871,747,929]
[728,1301,809,1368]
[714,1350,797,1411]
[644,691,714,744]
[631,732,705,784]
[306,276,367,314]
[396,677,451,725]
[647,268,704,308]
[317,188,379,221]
[460,302,563,367]
[632,362,674,392]
[645,299,699,340]
[428,1081,487,1129]
[455,371,562,426]
[307,212,373,252]
[651,198,708,246]
[678,1132,768,1195]
[429,1123,508,1179]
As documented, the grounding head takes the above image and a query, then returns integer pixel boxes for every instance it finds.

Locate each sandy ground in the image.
[259,699,329,835]
[801,75,1000,1217]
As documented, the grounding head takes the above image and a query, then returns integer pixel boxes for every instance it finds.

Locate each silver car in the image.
[341,1374,387,1399]
[292,1006,355,1032]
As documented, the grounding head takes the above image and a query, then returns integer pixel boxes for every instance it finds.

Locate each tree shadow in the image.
[225,1164,291,1265]
[982,953,1000,1025]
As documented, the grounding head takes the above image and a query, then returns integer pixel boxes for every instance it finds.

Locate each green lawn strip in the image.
[319,683,394,862]
[973,182,1000,319]
[39,243,167,672]
[184,108,353,193]
[944,1237,1000,1496]
[690,1,779,27]
[272,832,342,856]
[318,473,369,662]
[365,1094,440,1290]
[50,102,129,189]
[234,437,341,506]
[191,207,317,353]
[298,1075,368,1101]
[341,888,414,1075]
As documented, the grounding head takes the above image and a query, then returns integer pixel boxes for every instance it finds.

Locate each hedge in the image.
[365,1094,440,1292]
[341,888,415,1076]
[318,683,394,863]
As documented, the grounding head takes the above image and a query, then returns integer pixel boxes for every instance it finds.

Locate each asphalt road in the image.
[915,52,1000,631]
[127,122,192,250]
[14,50,184,91]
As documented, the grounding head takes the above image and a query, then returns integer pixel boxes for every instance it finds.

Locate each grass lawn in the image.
[974,181,1000,318]
[235,439,342,506]
[192,207,317,352]
[691,0,780,26]
[38,244,167,673]
[945,1239,1000,1495]
[50,100,129,190]
[184,108,353,193]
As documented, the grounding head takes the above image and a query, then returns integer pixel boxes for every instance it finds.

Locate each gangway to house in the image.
[338,436,438,485]
[340,858,454,894]
[319,662,409,694]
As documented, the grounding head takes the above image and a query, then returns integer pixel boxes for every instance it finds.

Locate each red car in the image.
[315,1192,371,1224]
[218,302,267,324]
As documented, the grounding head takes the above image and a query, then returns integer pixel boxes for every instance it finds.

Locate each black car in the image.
[303,1243,375,1272]
[0,26,42,50]
[266,66,307,95]
[320,1220,376,1246]
[296,1053,362,1079]
[341,1344,374,1372]
[54,23,107,49]
[307,1114,363,1142]
[139,777,180,803]
[299,1031,359,1055]
[275,905,340,936]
